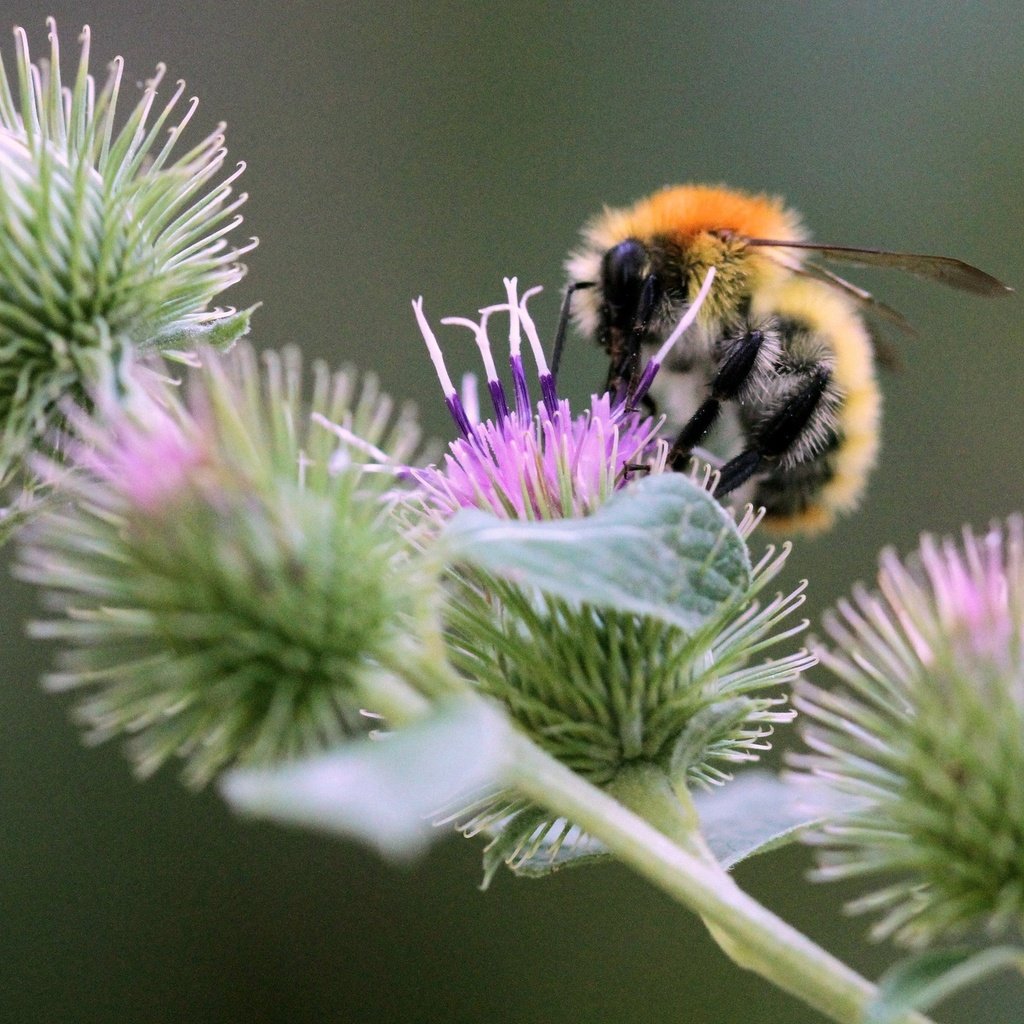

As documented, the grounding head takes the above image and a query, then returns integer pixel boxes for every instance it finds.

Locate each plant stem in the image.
[506,735,936,1024]
[364,650,936,1023]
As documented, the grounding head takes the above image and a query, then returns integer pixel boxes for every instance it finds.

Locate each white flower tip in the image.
[517,285,549,375]
[412,296,456,396]
[502,278,523,356]
[652,265,718,365]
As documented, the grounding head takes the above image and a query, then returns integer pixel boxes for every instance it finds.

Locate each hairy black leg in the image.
[550,281,595,381]
[669,398,721,469]
[714,366,832,497]
[625,274,662,400]
[715,450,764,495]
[668,328,766,470]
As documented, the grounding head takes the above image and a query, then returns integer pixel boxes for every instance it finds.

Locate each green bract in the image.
[439,476,813,877]
[0,20,255,483]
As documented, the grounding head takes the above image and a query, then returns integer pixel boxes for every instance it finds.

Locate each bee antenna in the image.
[550,281,595,382]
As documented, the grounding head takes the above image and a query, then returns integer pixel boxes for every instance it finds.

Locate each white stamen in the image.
[502,277,523,358]
[461,372,480,425]
[412,297,457,397]
[518,285,550,375]
[651,266,718,365]
[441,316,500,384]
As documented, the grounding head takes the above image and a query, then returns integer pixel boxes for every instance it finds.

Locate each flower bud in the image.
[18,345,431,787]
[392,280,812,857]
[0,20,255,482]
[794,517,1024,946]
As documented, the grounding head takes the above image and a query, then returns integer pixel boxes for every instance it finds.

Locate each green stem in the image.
[604,761,718,864]
[507,737,936,1024]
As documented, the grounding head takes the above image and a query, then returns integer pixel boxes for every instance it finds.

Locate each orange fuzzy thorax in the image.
[567,185,810,339]
[591,184,806,248]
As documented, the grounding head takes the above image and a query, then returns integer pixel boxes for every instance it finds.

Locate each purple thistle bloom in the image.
[407,271,715,521]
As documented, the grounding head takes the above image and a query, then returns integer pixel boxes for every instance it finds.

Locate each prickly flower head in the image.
[371,276,814,877]
[0,20,255,482]
[18,345,433,787]
[794,517,1024,946]
[405,273,718,522]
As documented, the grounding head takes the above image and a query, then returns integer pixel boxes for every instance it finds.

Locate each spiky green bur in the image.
[794,517,1024,947]
[0,20,255,482]
[385,284,818,872]
[437,497,813,874]
[18,344,430,787]
[448,571,804,787]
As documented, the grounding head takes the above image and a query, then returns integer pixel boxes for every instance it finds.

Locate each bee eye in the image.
[602,238,650,322]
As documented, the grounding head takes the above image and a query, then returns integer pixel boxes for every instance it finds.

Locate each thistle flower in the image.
[381,276,814,872]
[17,345,432,787]
[793,517,1024,946]
[447,534,808,792]
[406,273,715,521]
[0,20,255,482]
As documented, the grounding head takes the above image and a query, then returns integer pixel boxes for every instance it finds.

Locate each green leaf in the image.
[145,305,258,353]
[444,474,751,633]
[220,698,510,860]
[496,771,858,879]
[866,946,1024,1024]
[693,771,861,869]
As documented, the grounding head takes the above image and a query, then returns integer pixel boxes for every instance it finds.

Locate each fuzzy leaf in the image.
[444,474,750,633]
[146,306,257,353]
[221,699,510,859]
[497,771,850,880]
[694,771,861,869]
[865,946,1024,1024]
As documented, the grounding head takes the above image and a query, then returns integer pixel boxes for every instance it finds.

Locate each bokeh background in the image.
[2,3,1022,1021]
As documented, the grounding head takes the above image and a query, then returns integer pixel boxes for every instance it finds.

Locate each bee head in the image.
[600,238,652,330]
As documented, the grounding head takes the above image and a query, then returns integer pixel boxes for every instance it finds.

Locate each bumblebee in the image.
[559,184,1011,534]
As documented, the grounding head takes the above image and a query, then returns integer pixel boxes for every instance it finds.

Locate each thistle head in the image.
[405,272,716,523]
[18,345,432,787]
[373,277,814,869]
[0,20,255,483]
[794,517,1024,946]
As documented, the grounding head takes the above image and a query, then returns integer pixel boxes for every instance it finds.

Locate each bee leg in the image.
[715,366,832,497]
[715,450,764,495]
[550,280,595,381]
[610,274,661,404]
[668,328,767,470]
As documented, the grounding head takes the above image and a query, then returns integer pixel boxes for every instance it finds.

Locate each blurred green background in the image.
[2,2,1022,1021]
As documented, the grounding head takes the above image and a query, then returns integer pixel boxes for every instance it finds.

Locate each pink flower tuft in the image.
[402,273,715,521]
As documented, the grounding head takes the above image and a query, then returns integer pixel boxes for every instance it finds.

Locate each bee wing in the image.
[864,322,905,373]
[746,239,1013,297]
[790,260,920,337]
[760,252,911,372]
